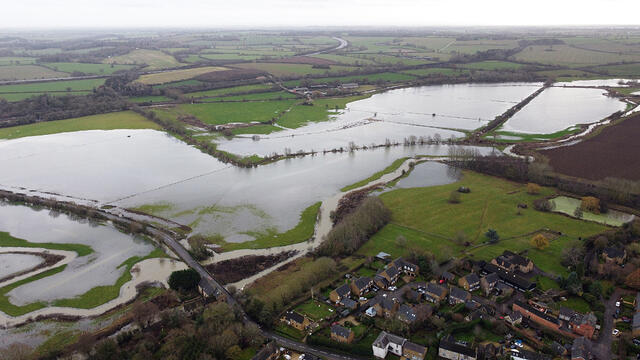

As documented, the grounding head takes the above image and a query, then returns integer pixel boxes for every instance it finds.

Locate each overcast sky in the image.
[3,0,639,29]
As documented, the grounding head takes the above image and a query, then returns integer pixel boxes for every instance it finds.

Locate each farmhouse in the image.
[330,324,354,344]
[459,273,480,292]
[330,283,351,303]
[281,311,309,331]
[438,336,477,360]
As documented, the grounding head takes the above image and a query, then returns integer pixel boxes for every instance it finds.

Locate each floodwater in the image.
[0,204,154,306]
[554,79,637,87]
[0,254,43,279]
[550,196,635,227]
[0,129,496,243]
[500,87,627,134]
[217,82,542,156]
[392,161,461,189]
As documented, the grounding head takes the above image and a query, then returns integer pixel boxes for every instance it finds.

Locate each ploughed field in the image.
[540,113,640,181]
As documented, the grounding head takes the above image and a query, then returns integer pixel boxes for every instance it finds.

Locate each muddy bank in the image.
[205,251,297,285]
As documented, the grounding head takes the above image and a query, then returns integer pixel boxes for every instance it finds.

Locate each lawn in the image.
[41,62,135,75]
[274,323,305,341]
[174,100,297,125]
[104,49,183,70]
[0,65,70,81]
[554,296,592,313]
[358,171,606,274]
[136,66,227,85]
[295,299,334,321]
[341,157,410,191]
[211,202,321,251]
[277,95,368,129]
[0,111,161,140]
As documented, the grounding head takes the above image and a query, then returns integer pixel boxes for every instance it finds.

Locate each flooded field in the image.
[0,204,155,306]
[554,79,636,87]
[551,196,635,226]
[218,82,542,156]
[392,161,461,189]
[500,87,626,134]
[0,253,43,279]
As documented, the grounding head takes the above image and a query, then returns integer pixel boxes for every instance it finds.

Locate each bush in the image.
[448,191,461,204]
[530,234,549,250]
[485,229,500,243]
[168,269,201,292]
[533,198,554,212]
[526,183,541,195]
[581,197,601,214]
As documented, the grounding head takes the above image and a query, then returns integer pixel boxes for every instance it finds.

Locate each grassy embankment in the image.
[0,111,161,140]
[341,157,410,192]
[358,171,606,276]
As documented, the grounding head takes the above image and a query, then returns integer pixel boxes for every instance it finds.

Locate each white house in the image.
[372,331,406,358]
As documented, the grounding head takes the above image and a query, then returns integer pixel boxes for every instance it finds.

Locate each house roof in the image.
[483,272,499,284]
[450,287,470,301]
[509,311,523,321]
[331,324,352,338]
[571,337,592,360]
[392,257,418,272]
[603,246,626,259]
[441,271,455,281]
[483,263,535,290]
[340,298,357,309]
[426,283,447,297]
[439,339,476,357]
[374,275,389,288]
[514,300,560,325]
[404,341,427,355]
[559,307,576,319]
[397,304,417,322]
[380,298,396,311]
[405,289,421,302]
[511,349,552,360]
[284,311,305,324]
[502,250,532,267]
[353,277,372,291]
[462,273,480,285]
[373,331,406,348]
[335,283,351,297]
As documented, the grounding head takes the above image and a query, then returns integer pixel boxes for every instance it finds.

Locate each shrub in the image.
[573,207,583,219]
[526,183,541,195]
[168,269,201,292]
[485,229,500,243]
[530,234,549,250]
[533,198,554,212]
[581,197,601,214]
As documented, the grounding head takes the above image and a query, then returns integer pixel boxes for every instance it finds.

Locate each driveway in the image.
[593,288,634,359]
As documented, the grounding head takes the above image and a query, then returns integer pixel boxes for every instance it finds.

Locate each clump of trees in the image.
[318,197,391,256]
[533,198,555,212]
[581,196,601,214]
[168,269,200,292]
[485,229,500,244]
[526,183,541,195]
[530,234,549,250]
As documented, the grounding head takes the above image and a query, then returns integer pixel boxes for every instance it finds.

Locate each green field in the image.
[136,66,227,85]
[310,54,376,65]
[0,231,93,256]
[171,100,297,125]
[230,124,282,135]
[0,65,70,81]
[401,68,470,77]
[294,299,335,321]
[358,171,606,275]
[283,72,416,87]
[128,95,173,103]
[41,62,135,75]
[0,57,36,66]
[232,62,357,77]
[202,91,297,102]
[0,78,106,101]
[0,111,161,140]
[277,95,368,128]
[461,60,525,70]
[104,49,183,70]
[184,84,274,98]
[513,45,640,67]
[591,63,640,77]
[0,91,92,102]
[152,79,205,89]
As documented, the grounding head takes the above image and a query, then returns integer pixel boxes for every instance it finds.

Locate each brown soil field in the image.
[540,113,640,181]
[204,251,296,285]
[268,56,337,66]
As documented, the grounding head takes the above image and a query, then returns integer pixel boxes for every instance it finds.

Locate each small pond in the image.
[550,196,635,226]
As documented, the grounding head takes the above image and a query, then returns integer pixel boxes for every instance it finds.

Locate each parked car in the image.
[514,340,523,348]
[633,338,640,346]
[613,329,621,337]
[616,301,621,308]
[623,316,631,323]
[388,286,397,291]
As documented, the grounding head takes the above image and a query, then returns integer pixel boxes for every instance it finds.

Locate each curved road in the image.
[309,37,348,55]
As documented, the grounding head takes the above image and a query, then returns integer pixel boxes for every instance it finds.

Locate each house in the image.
[438,337,477,360]
[495,281,515,296]
[425,283,448,302]
[351,276,373,296]
[459,273,481,292]
[404,289,422,303]
[509,349,552,360]
[366,306,377,317]
[602,247,627,265]
[391,258,420,277]
[378,265,400,285]
[403,341,427,360]
[372,331,406,358]
[449,287,471,305]
[559,307,576,322]
[198,278,221,301]
[375,275,390,289]
[397,304,417,324]
[340,298,358,310]
[281,311,310,331]
[330,324,354,344]
[480,273,499,295]
[482,263,535,292]
[505,311,523,325]
[492,250,534,273]
[378,297,399,318]
[571,337,592,360]
[513,301,561,332]
[251,342,279,360]
[330,283,351,303]
[569,312,597,339]
[441,271,456,284]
